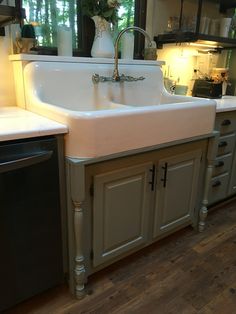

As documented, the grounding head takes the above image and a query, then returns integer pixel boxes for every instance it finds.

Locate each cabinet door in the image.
[153,150,202,238]
[93,162,152,267]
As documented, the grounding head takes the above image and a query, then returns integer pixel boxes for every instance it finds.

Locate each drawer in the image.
[217,133,236,156]
[215,114,236,134]
[212,153,233,177]
[208,173,229,205]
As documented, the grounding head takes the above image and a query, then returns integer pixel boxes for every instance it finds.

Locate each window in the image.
[22,0,147,56]
[23,0,78,47]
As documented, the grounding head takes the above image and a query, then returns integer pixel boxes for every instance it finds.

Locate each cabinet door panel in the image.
[93,163,152,267]
[153,150,201,237]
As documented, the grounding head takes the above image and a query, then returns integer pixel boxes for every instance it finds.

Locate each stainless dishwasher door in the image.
[0,137,64,312]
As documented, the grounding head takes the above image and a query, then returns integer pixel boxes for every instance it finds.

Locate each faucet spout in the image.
[113,26,152,82]
[91,26,153,84]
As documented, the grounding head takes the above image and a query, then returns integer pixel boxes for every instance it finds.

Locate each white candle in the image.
[57,26,72,56]
[121,32,134,59]
[220,18,232,37]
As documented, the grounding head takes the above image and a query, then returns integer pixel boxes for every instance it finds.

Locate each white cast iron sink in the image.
[23,59,216,158]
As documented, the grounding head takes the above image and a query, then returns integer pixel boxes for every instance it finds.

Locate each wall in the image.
[157,45,228,95]
[0,0,16,107]
[147,0,230,95]
[228,51,236,95]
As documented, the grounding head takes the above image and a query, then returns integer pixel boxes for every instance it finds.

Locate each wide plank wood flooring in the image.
[6,198,236,314]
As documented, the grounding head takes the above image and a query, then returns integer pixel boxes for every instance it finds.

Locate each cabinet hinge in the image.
[90,249,94,260]
[89,184,94,197]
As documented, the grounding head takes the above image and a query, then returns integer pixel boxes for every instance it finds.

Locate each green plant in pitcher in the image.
[81,0,121,25]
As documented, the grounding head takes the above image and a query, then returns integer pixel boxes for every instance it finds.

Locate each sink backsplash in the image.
[25,61,164,110]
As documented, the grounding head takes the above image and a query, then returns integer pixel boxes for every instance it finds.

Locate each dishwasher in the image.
[0,136,64,312]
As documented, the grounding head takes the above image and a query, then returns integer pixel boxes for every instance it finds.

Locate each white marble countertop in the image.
[0,106,68,142]
[215,96,236,113]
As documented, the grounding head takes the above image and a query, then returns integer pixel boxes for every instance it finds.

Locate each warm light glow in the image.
[189,42,222,49]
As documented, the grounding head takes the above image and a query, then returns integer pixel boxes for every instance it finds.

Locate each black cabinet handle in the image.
[215,161,224,168]
[212,180,221,188]
[218,141,228,148]
[221,119,231,126]
[161,162,168,188]
[149,165,156,191]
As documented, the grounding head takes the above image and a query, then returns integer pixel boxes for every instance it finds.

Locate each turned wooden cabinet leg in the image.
[199,133,219,232]
[73,201,86,299]
[199,163,214,232]
[199,204,208,232]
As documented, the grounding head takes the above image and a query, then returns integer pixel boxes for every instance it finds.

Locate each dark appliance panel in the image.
[0,136,64,312]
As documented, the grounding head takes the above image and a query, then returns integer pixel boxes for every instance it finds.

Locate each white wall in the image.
[228,51,236,95]
[0,0,16,106]
[147,0,230,94]
[157,44,228,95]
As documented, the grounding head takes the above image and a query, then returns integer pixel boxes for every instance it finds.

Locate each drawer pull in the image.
[221,119,231,126]
[218,141,228,148]
[215,161,224,168]
[212,180,222,188]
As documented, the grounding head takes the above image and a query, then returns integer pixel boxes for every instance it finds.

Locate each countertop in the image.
[215,96,236,113]
[0,106,68,142]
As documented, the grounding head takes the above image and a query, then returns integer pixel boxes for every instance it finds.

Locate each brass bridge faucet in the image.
[92,26,153,84]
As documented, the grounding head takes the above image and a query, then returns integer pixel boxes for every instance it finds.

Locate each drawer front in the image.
[208,173,229,205]
[215,114,236,134]
[212,153,233,177]
[217,133,236,156]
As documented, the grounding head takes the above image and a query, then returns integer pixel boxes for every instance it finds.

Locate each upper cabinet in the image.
[0,2,25,36]
[153,0,236,49]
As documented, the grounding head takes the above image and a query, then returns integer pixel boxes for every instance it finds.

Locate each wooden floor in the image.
[6,198,236,314]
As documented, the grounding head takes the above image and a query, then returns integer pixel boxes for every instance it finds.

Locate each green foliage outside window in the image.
[22,0,135,48]
[118,0,134,30]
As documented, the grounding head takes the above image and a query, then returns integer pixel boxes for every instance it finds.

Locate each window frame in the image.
[20,0,147,57]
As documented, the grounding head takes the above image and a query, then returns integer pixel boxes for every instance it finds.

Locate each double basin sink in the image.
[21,58,216,158]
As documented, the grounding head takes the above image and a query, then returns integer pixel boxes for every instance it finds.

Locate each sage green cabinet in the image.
[66,138,208,297]
[91,147,203,266]
[153,151,202,237]
[92,162,152,267]
[209,111,236,204]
